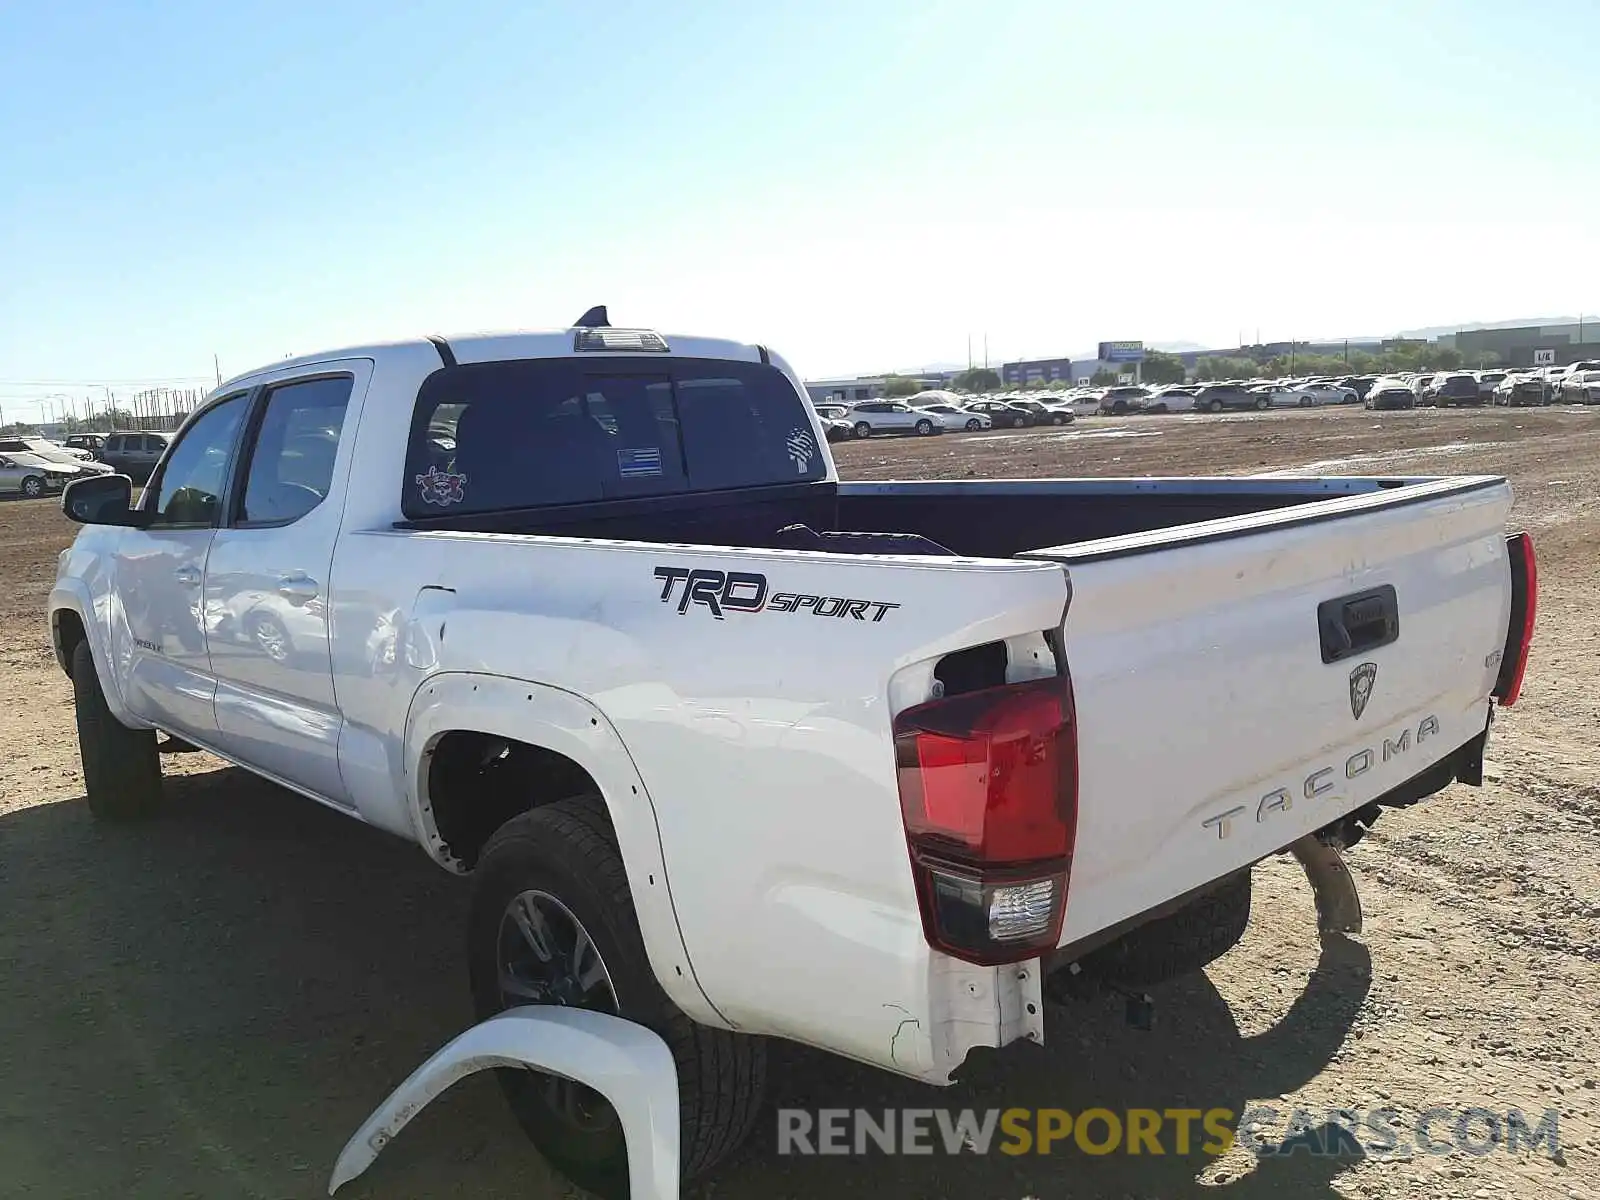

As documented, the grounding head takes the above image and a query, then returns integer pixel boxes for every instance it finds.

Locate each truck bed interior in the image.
[396,476,1422,559]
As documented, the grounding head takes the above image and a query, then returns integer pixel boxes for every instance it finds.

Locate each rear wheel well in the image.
[424,731,605,871]
[53,609,87,678]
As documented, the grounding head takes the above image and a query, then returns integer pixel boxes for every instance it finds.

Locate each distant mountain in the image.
[1395,317,1585,340]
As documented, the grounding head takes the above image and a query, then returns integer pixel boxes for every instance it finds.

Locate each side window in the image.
[239,376,353,524]
[104,435,123,454]
[145,395,249,526]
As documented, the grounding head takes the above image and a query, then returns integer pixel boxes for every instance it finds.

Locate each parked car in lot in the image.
[50,315,1538,1198]
[1475,371,1507,400]
[1426,373,1485,407]
[918,403,991,432]
[1195,383,1269,412]
[1249,383,1314,407]
[64,433,107,456]
[843,400,946,437]
[0,451,82,497]
[1011,398,1076,426]
[1493,374,1548,407]
[1560,369,1600,404]
[1064,389,1108,417]
[811,404,857,441]
[1097,385,1151,415]
[962,398,1035,428]
[1143,386,1198,413]
[0,437,114,475]
[1295,382,1360,406]
[1365,382,1417,411]
[99,430,172,482]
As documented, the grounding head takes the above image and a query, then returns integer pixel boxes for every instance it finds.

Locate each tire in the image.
[853,422,872,439]
[1255,397,1270,410]
[914,418,934,436]
[1072,870,1252,987]
[1207,399,1224,413]
[21,474,45,499]
[72,639,162,820]
[1299,397,1311,407]
[965,418,982,432]
[1052,414,1066,425]
[1111,401,1128,415]
[469,798,766,1199]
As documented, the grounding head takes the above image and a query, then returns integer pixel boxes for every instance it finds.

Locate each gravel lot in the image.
[2,404,1597,1200]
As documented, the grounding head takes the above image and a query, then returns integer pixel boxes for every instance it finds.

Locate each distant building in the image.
[1449,322,1600,367]
[803,372,952,404]
[999,357,1078,386]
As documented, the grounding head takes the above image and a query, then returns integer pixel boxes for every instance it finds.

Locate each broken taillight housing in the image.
[1493,531,1536,707]
[894,674,1078,966]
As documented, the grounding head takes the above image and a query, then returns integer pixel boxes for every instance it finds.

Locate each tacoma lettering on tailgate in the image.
[1200,715,1440,840]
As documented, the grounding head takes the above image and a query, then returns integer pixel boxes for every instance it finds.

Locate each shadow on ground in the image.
[0,768,1371,1199]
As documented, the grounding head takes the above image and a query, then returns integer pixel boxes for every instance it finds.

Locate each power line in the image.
[0,375,214,386]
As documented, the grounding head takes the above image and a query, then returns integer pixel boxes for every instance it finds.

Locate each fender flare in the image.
[48,582,142,726]
[328,1007,680,1200]
[403,671,729,1029]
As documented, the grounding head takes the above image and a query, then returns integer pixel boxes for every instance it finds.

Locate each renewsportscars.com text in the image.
[776,1106,1562,1159]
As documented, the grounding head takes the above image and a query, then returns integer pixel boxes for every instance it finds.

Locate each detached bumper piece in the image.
[328,1007,681,1200]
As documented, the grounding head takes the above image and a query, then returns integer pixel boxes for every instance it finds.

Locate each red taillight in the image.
[894,674,1078,966]
[1493,531,1537,707]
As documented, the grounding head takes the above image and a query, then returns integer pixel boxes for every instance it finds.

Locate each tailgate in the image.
[1026,477,1514,945]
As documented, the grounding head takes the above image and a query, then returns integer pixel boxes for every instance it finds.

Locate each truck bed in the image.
[395,473,1445,558]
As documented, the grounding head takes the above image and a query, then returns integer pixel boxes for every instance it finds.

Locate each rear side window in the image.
[403,357,824,517]
[239,376,352,524]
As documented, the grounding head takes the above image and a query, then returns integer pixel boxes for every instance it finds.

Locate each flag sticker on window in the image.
[617,447,663,478]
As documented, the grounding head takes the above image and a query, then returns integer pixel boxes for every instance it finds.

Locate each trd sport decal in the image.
[654,566,900,622]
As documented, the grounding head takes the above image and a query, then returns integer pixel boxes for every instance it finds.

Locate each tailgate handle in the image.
[1318,585,1399,664]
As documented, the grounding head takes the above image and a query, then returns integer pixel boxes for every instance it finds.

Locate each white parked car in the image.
[1295,382,1359,406]
[843,400,946,437]
[49,314,1538,1199]
[1248,383,1312,407]
[0,436,115,473]
[1143,386,1199,413]
[916,402,991,431]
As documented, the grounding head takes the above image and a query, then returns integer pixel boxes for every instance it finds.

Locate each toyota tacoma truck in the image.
[49,310,1536,1199]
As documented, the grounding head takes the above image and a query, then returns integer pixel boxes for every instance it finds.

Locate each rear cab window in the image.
[403,356,825,517]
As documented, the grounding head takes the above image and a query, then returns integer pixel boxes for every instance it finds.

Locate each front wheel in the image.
[965,418,982,432]
[1208,399,1224,413]
[72,639,162,820]
[914,418,934,436]
[470,798,766,1199]
[21,474,45,499]
[853,421,872,439]
[1255,397,1270,410]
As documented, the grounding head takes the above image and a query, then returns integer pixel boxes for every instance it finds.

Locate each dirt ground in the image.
[2,404,1598,1200]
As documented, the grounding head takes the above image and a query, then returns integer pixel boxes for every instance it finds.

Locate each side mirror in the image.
[62,474,150,527]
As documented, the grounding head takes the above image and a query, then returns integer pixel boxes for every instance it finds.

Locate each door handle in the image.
[173,565,201,587]
[278,573,321,604]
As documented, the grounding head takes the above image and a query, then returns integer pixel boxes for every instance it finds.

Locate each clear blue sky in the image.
[2,0,1597,420]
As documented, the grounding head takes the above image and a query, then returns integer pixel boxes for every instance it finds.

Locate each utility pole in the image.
[983,334,989,370]
[214,353,222,387]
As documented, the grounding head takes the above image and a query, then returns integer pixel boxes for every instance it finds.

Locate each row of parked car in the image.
[813,360,1600,439]
[0,430,175,498]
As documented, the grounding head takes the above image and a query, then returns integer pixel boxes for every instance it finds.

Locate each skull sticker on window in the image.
[415,465,468,506]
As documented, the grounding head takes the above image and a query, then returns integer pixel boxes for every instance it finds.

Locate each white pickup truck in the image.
[50,311,1536,1199]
